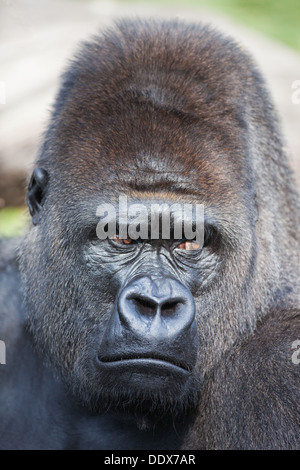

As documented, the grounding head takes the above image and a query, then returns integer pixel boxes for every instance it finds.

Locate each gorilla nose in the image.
[118,275,195,339]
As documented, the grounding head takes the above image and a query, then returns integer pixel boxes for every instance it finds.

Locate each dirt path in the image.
[1,0,300,206]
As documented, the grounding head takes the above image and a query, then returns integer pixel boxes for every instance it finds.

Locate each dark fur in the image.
[0,19,299,449]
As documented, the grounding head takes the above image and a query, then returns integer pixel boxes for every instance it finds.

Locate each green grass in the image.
[126,0,300,51]
[0,207,29,238]
[196,0,300,51]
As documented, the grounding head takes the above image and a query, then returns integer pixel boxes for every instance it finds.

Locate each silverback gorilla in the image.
[0,19,299,450]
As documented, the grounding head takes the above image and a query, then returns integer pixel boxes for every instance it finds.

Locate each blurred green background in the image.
[0,208,29,238]
[1,0,300,238]
[133,0,300,50]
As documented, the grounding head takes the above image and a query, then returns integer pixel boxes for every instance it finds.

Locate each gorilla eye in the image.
[111,237,135,245]
[176,241,201,251]
[174,225,217,251]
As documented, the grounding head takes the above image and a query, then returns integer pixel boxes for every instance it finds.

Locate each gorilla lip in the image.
[97,353,191,374]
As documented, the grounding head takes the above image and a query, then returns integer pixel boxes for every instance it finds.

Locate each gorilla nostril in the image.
[161,300,182,317]
[128,294,184,318]
[129,295,158,317]
[127,294,185,318]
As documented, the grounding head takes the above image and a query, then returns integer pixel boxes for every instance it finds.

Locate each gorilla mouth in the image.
[98,353,191,373]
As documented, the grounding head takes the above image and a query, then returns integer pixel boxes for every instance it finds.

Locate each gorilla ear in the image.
[26,168,49,225]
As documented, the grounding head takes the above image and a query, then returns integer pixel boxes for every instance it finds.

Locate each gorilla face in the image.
[22,163,255,418]
[20,20,272,419]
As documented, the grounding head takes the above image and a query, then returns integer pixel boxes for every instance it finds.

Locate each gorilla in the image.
[0,19,299,450]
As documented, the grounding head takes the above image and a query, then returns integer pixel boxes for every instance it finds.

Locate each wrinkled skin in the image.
[0,19,299,449]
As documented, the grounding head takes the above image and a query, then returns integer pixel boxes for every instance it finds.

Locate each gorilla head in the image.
[20,19,300,423]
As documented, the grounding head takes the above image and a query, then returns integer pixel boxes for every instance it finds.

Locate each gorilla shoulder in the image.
[184,307,300,450]
[0,238,24,344]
